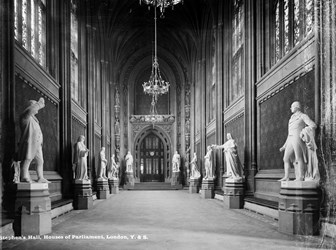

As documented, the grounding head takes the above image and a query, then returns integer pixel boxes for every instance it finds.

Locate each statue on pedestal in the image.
[189,152,200,179]
[213,133,244,181]
[125,151,133,173]
[109,154,119,179]
[279,101,318,181]
[172,151,181,172]
[17,97,49,183]
[73,135,89,180]
[204,146,215,180]
[98,147,108,180]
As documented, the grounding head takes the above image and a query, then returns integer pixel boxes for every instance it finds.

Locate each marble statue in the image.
[204,146,214,180]
[213,133,244,181]
[279,101,317,181]
[189,152,201,179]
[172,151,181,172]
[109,154,119,179]
[98,147,108,180]
[125,151,133,173]
[73,135,89,180]
[17,97,49,183]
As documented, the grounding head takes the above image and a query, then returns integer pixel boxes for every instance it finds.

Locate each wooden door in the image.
[140,133,164,182]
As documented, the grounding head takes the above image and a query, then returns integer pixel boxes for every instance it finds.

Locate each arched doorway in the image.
[139,133,164,182]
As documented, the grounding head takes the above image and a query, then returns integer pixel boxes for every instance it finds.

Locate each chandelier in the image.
[140,0,183,16]
[142,4,170,111]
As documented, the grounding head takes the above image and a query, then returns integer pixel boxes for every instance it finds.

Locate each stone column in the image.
[223,178,244,209]
[13,183,51,236]
[200,179,215,199]
[73,179,93,210]
[278,181,319,235]
[96,178,110,199]
[189,178,200,194]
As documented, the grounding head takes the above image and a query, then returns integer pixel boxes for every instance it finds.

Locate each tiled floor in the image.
[2,190,334,250]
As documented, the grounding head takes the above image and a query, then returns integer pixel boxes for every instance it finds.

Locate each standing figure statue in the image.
[17,97,49,183]
[213,133,244,181]
[73,135,89,180]
[189,152,201,179]
[172,151,181,172]
[109,154,119,179]
[279,101,317,181]
[204,146,214,180]
[98,147,108,180]
[125,151,133,173]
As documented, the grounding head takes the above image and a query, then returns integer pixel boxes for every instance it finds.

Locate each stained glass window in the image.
[229,0,244,106]
[71,0,79,102]
[14,0,46,67]
[273,0,314,64]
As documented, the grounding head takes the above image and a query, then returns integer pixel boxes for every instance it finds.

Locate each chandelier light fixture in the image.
[140,0,183,16]
[142,4,170,117]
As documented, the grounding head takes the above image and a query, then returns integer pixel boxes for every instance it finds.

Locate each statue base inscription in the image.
[189,178,200,194]
[13,183,51,236]
[96,179,110,199]
[108,178,119,194]
[278,181,319,235]
[223,179,244,209]
[201,179,215,199]
[73,179,93,210]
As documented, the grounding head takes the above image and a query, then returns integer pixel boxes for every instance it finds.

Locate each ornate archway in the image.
[133,125,173,183]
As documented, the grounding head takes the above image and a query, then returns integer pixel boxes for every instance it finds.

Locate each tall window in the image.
[71,0,79,102]
[229,0,244,106]
[273,0,314,64]
[14,0,47,67]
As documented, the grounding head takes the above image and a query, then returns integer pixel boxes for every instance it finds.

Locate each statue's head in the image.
[207,145,211,151]
[78,135,85,142]
[290,101,301,113]
[26,100,38,114]
[227,133,232,140]
[101,147,105,151]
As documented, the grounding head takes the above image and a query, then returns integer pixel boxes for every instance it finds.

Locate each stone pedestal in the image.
[171,172,182,189]
[96,178,110,199]
[278,181,320,235]
[73,179,93,210]
[223,179,244,209]
[189,178,200,194]
[124,172,134,190]
[201,179,215,199]
[13,183,51,236]
[108,178,119,194]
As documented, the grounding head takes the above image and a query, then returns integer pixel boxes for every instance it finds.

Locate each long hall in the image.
[1,0,336,249]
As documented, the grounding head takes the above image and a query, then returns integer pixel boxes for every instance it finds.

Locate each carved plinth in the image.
[223,179,244,209]
[201,179,215,199]
[189,178,200,194]
[124,173,134,190]
[278,181,320,235]
[96,179,110,199]
[73,179,93,210]
[13,183,51,236]
[108,178,119,194]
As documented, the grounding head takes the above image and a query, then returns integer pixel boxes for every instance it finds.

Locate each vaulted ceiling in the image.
[86,0,217,87]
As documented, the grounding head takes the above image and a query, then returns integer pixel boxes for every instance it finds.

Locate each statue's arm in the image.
[302,114,317,130]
